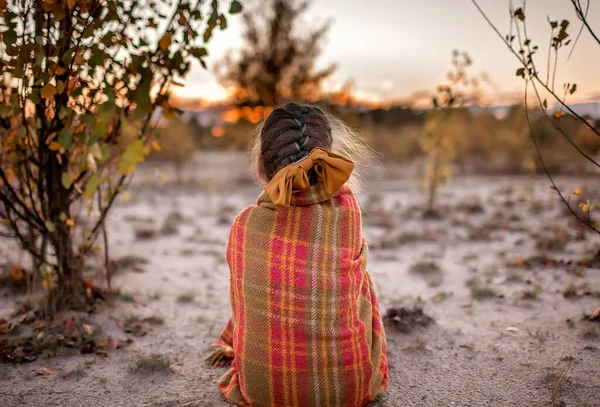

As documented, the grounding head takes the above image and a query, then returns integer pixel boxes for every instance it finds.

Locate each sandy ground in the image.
[1,152,599,407]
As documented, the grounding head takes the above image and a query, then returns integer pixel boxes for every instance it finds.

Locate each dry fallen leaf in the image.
[590,307,600,321]
[64,318,76,336]
[506,327,519,333]
[9,265,24,280]
[30,320,46,329]
[37,367,56,375]
[82,324,94,336]
[0,321,15,335]
[97,337,120,350]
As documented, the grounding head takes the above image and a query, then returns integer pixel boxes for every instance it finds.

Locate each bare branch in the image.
[571,0,600,46]
[470,0,600,140]
[524,81,599,234]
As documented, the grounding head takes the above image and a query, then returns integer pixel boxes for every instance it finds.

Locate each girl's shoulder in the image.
[335,185,361,212]
[231,205,256,228]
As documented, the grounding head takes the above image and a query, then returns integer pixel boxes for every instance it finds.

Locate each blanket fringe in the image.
[204,344,234,368]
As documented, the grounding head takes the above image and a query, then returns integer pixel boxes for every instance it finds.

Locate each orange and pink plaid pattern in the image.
[210,184,388,407]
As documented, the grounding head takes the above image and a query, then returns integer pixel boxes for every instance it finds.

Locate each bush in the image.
[0,0,241,312]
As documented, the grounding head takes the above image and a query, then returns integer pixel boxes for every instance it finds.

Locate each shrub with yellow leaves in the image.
[0,0,242,312]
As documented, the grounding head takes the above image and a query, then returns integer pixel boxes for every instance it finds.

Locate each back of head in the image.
[258,103,332,181]
[251,102,375,191]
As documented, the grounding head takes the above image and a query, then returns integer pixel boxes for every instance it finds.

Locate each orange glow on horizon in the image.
[211,126,225,137]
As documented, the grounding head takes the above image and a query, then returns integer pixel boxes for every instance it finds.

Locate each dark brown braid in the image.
[259,103,333,181]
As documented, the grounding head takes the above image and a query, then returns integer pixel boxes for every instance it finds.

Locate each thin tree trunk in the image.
[99,189,111,297]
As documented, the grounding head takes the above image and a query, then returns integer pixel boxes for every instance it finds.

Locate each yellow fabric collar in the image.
[264,148,355,207]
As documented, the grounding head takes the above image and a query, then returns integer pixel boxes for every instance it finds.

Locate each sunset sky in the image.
[176,0,600,106]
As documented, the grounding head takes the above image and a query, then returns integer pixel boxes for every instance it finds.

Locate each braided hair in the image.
[258,103,333,182]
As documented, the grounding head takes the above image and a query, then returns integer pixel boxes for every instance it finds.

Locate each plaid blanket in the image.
[206,183,388,407]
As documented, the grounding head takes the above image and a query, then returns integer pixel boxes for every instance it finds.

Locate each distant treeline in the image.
[158,104,600,176]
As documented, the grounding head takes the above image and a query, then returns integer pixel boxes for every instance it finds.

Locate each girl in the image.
[205,103,388,407]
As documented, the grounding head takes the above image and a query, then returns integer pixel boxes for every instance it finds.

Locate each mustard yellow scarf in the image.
[264,148,355,207]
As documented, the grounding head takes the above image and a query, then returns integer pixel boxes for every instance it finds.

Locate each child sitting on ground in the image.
[205,103,388,407]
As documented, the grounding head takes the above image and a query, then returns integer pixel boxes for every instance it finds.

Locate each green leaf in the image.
[62,47,76,64]
[45,221,56,233]
[58,106,70,120]
[61,172,72,189]
[59,212,67,222]
[90,49,106,66]
[29,92,41,104]
[121,140,145,164]
[58,128,72,150]
[88,121,105,146]
[84,173,99,200]
[229,0,243,14]
[100,143,111,161]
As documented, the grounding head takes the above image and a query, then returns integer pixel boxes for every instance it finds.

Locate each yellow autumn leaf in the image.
[160,173,168,182]
[573,188,581,196]
[55,66,67,76]
[162,102,176,120]
[554,110,565,118]
[121,192,131,202]
[67,0,76,9]
[89,143,102,160]
[49,141,63,151]
[117,161,136,176]
[42,280,49,289]
[578,200,594,213]
[65,218,74,227]
[40,84,57,99]
[152,140,161,152]
[159,33,172,51]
